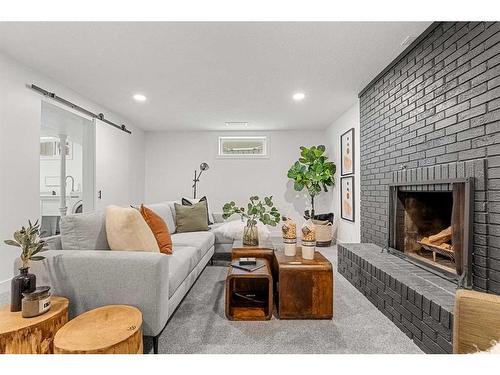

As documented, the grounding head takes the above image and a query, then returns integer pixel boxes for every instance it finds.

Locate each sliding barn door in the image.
[95,119,130,210]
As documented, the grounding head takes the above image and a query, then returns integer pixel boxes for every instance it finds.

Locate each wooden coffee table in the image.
[231,239,275,269]
[225,259,273,321]
[273,247,333,319]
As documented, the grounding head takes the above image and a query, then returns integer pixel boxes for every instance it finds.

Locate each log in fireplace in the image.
[388,178,474,287]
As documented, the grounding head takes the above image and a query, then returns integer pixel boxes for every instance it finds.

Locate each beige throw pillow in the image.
[105,205,160,252]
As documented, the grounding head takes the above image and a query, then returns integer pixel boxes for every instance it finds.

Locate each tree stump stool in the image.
[54,305,143,354]
[0,296,69,354]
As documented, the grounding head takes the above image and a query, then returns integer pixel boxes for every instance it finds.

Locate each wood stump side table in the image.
[54,305,143,354]
[0,296,69,354]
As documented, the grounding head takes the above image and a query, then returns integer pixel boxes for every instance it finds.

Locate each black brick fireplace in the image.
[359,22,500,293]
[388,177,474,286]
[339,21,500,354]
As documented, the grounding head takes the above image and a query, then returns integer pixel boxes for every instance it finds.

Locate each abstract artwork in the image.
[341,176,355,222]
[340,128,354,175]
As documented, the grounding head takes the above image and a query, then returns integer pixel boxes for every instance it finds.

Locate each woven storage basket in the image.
[314,222,333,247]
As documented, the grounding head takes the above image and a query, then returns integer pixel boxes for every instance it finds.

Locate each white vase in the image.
[302,245,315,260]
[284,242,297,256]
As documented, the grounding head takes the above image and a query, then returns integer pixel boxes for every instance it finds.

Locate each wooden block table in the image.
[0,296,69,354]
[274,247,333,319]
[225,259,273,321]
[231,239,275,270]
[54,305,143,354]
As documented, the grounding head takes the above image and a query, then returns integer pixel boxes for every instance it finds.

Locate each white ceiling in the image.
[0,22,430,131]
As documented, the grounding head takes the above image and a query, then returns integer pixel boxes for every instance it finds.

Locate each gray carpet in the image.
[145,246,422,354]
[1,246,422,354]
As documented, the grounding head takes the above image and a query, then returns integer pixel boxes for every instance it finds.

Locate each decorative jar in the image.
[301,221,316,260]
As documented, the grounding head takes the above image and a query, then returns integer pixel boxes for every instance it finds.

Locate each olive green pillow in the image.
[174,201,209,233]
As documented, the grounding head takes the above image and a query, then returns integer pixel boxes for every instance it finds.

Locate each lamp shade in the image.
[200,162,209,171]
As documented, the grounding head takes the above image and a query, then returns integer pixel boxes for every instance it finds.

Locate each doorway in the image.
[39,102,95,236]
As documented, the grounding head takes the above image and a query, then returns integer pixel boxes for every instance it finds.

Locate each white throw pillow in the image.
[212,220,270,241]
[105,205,160,252]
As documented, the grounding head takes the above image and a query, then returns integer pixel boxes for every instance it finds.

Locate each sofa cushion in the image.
[171,231,215,257]
[141,203,176,234]
[168,246,199,297]
[210,220,271,242]
[106,205,160,252]
[182,196,213,225]
[174,202,209,233]
[209,223,234,244]
[140,204,173,254]
[60,211,110,250]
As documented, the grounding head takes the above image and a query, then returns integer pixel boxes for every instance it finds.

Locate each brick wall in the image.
[359,22,500,294]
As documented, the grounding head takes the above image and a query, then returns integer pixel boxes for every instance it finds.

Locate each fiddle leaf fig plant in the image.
[222,195,281,227]
[4,220,45,268]
[287,145,336,218]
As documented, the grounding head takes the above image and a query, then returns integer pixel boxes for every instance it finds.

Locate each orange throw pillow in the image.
[140,204,173,254]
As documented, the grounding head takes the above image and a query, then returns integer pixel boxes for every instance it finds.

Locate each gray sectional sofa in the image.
[21,201,234,353]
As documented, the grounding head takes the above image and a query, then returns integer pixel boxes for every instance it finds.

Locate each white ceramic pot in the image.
[284,243,297,256]
[301,245,315,260]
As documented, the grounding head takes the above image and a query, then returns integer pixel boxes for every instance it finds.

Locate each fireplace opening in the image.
[388,179,473,285]
[394,191,456,274]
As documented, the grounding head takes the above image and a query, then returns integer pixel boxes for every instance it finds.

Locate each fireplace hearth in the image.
[388,178,473,287]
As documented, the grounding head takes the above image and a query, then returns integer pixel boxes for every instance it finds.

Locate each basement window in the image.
[218,136,268,158]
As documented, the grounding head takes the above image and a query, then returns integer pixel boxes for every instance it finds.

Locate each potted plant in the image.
[222,196,281,246]
[4,220,45,312]
[287,145,336,219]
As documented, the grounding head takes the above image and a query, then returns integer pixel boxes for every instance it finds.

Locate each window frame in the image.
[217,136,269,159]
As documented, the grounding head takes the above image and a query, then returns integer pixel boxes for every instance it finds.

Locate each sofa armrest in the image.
[21,250,170,337]
[453,289,500,353]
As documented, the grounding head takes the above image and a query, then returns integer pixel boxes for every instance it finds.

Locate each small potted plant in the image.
[223,196,281,246]
[4,220,45,312]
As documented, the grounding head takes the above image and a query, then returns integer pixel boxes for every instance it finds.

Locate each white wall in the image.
[145,130,333,230]
[0,52,145,293]
[326,102,361,243]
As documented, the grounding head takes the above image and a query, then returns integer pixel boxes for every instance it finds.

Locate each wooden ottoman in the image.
[54,305,143,354]
[0,296,69,354]
[225,259,273,321]
[274,247,333,319]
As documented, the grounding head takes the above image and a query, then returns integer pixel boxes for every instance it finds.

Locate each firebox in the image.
[388,178,474,286]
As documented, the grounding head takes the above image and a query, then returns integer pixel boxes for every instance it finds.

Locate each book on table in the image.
[230,258,265,272]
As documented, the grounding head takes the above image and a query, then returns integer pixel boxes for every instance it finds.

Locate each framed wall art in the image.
[340,128,354,176]
[341,176,355,222]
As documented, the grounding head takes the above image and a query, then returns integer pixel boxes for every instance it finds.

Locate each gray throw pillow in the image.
[60,211,110,250]
[174,201,209,233]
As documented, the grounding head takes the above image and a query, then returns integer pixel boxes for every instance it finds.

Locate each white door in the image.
[95,119,130,210]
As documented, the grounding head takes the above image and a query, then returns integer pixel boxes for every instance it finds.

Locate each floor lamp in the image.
[192,162,209,199]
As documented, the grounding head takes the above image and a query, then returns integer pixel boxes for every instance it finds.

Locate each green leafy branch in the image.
[222,195,281,227]
[4,220,45,268]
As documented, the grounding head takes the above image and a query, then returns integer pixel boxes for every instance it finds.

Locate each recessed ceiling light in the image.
[293,92,305,101]
[133,94,147,102]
